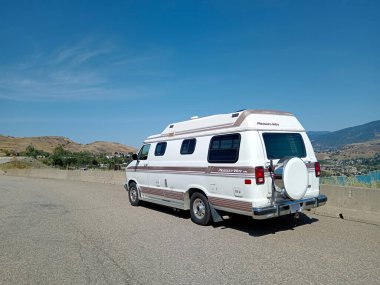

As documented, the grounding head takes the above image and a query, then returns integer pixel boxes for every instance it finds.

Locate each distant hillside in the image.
[311,120,380,151]
[307,131,331,141]
[0,135,137,155]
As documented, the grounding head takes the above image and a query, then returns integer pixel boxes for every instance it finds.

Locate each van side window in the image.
[138,144,151,160]
[180,139,196,155]
[208,134,241,163]
[155,142,167,156]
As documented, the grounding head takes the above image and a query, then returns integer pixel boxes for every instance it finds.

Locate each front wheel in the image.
[190,192,211,226]
[128,182,140,206]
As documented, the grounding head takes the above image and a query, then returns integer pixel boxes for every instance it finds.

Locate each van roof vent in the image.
[191,116,199,120]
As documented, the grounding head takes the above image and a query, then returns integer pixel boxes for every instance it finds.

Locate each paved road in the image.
[0,176,379,284]
[0,157,12,164]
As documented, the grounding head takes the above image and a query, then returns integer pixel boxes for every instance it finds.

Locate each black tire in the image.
[190,192,211,226]
[128,182,140,206]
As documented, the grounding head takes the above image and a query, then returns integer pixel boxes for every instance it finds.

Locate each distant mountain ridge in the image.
[309,120,380,151]
[1,120,379,155]
[307,131,331,141]
[0,135,137,155]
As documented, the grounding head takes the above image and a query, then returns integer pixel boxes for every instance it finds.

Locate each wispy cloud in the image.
[0,115,165,124]
[0,39,169,101]
[52,39,115,66]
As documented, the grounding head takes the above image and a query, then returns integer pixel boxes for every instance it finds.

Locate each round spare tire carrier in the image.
[273,157,309,200]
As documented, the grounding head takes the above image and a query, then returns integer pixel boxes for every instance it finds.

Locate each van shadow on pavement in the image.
[213,212,319,237]
[139,202,318,236]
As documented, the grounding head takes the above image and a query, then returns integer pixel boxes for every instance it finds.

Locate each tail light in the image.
[315,162,321,177]
[255,166,265,184]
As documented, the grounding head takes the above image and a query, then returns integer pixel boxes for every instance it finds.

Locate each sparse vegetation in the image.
[0,157,46,170]
[20,145,49,158]
[11,145,134,170]
[2,158,30,169]
[319,153,380,177]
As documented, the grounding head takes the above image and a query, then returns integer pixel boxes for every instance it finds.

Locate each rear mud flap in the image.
[209,202,223,223]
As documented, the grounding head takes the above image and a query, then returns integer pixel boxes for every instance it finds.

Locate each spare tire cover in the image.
[282,157,309,200]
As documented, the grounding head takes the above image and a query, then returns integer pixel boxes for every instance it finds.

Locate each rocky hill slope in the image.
[0,135,136,155]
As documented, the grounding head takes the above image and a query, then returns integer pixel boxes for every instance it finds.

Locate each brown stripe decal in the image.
[129,165,316,177]
[140,186,163,196]
[140,186,251,212]
[163,189,184,200]
[209,197,252,213]
[127,165,256,174]
[140,186,184,201]
[141,186,252,212]
[126,166,207,172]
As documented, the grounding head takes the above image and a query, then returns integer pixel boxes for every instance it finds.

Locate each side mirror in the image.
[132,153,138,160]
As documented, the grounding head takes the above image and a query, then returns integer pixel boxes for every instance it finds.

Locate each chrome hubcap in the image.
[130,188,137,202]
[193,198,205,219]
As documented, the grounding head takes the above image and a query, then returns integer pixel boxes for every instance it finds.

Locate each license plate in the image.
[290,203,301,213]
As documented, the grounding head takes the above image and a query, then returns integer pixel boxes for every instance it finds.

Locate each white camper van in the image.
[125,110,327,225]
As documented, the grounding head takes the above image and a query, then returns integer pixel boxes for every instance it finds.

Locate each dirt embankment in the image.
[0,135,136,155]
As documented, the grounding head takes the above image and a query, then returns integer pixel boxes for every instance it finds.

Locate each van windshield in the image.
[263,133,306,159]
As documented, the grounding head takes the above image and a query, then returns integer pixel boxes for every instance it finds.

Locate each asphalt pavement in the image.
[0,175,379,284]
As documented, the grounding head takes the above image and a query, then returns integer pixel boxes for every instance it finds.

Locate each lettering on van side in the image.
[216,168,247,174]
[206,166,254,175]
[257,122,280,127]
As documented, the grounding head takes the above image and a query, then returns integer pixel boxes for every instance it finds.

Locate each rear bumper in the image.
[252,194,327,220]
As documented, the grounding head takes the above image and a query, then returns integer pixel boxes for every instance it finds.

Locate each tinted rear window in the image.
[263,133,306,159]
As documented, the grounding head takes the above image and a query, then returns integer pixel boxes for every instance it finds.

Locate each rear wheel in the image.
[128,182,140,206]
[190,192,211,226]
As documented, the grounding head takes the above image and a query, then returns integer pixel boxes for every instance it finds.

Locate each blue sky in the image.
[0,0,379,148]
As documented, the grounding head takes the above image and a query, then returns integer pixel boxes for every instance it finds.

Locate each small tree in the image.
[22,145,49,159]
[49,146,70,167]
[24,145,38,158]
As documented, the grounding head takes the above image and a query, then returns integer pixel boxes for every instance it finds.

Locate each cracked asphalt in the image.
[1,175,379,284]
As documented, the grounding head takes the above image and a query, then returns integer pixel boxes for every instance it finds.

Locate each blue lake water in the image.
[356,171,380,183]
[323,170,380,185]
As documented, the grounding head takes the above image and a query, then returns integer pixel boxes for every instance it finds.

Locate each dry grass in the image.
[0,160,30,170]
[0,157,48,171]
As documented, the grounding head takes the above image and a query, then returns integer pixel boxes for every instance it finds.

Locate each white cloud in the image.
[0,39,169,101]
